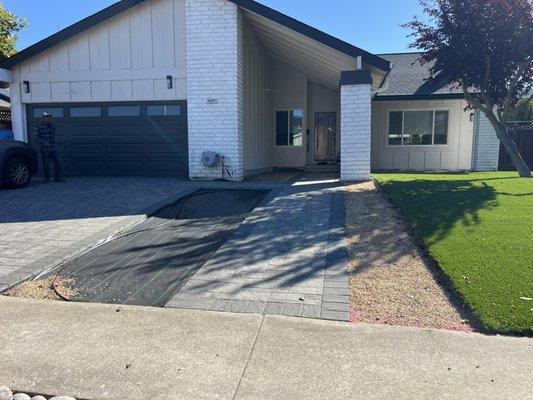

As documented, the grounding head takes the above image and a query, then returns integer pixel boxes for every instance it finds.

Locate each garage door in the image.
[27,101,188,177]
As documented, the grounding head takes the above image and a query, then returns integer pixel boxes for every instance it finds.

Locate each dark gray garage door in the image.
[27,101,188,177]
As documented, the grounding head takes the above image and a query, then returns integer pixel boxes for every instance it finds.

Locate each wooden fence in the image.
[499,122,533,171]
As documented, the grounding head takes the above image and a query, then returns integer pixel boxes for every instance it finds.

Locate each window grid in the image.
[390,109,449,146]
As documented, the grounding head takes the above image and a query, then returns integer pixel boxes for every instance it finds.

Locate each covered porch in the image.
[239,3,391,181]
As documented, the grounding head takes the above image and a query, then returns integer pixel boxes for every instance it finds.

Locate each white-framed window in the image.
[388,110,449,146]
[275,109,304,147]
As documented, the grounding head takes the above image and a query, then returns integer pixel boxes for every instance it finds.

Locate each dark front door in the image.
[314,112,336,161]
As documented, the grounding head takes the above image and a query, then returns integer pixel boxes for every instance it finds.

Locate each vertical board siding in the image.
[243,21,272,173]
[15,0,186,103]
[271,60,307,168]
[371,99,474,171]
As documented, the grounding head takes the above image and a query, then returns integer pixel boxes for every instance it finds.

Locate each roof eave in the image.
[228,0,392,72]
[373,93,465,101]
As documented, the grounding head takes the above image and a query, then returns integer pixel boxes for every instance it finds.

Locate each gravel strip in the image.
[345,180,474,331]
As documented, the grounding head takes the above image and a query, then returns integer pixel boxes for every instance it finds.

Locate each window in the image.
[33,108,64,119]
[147,105,181,116]
[275,109,303,146]
[108,106,141,117]
[388,110,449,145]
[70,107,102,118]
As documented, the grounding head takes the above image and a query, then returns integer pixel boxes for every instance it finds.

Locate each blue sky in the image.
[6,0,426,54]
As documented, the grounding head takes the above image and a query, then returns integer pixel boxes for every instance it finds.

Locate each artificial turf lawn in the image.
[373,172,533,335]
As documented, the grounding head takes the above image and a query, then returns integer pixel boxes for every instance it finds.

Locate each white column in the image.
[340,70,372,181]
[185,0,244,181]
[10,83,27,142]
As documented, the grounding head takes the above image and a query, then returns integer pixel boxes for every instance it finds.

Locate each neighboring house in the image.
[0,88,9,111]
[0,0,500,180]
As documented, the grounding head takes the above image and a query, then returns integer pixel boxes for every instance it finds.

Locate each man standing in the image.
[36,112,64,182]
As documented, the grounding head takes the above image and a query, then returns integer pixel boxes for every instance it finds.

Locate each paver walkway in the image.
[167,174,350,320]
[1,297,531,400]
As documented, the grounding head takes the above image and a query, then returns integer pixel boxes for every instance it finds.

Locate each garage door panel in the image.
[70,143,105,156]
[68,124,104,138]
[146,143,187,155]
[27,101,188,177]
[107,143,145,156]
[106,124,149,137]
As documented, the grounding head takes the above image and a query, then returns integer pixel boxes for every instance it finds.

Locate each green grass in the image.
[373,172,533,335]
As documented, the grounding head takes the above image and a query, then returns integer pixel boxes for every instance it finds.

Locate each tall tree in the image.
[405,0,533,177]
[0,5,27,61]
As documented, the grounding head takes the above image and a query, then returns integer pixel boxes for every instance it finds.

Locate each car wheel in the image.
[3,157,31,188]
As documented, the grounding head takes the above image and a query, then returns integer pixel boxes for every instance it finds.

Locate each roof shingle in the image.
[376,52,463,99]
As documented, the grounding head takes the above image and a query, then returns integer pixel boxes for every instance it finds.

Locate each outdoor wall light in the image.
[23,80,30,94]
[470,113,475,123]
[166,75,173,90]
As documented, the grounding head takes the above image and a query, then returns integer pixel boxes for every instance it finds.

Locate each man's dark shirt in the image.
[36,123,56,150]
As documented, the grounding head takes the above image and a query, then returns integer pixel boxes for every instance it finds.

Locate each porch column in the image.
[340,70,372,181]
[185,0,244,181]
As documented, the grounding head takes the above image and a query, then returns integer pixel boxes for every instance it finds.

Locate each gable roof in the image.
[0,0,391,73]
[228,0,391,72]
[375,52,464,100]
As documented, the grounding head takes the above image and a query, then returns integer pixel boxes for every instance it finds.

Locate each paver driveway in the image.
[0,174,350,320]
[0,177,197,290]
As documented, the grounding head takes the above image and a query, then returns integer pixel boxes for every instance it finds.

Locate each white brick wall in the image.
[185,0,244,181]
[472,109,500,171]
[340,83,372,181]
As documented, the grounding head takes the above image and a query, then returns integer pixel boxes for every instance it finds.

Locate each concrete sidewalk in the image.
[0,297,531,400]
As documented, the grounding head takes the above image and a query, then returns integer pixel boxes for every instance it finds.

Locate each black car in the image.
[0,138,38,188]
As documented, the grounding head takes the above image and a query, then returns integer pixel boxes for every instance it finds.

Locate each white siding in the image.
[371,99,474,171]
[243,22,272,175]
[271,60,307,168]
[13,0,187,104]
[472,110,500,171]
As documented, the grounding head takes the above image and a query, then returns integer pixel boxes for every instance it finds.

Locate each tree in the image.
[0,5,27,61]
[405,0,533,177]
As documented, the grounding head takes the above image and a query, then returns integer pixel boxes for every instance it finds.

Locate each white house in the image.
[0,0,500,181]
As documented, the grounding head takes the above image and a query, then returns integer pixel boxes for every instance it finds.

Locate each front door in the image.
[314,112,336,161]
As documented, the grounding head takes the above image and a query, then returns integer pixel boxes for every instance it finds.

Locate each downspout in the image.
[371,62,393,96]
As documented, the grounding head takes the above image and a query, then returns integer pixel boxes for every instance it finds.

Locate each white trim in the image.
[385,108,451,149]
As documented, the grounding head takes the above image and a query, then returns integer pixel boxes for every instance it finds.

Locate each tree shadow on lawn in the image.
[379,178,498,248]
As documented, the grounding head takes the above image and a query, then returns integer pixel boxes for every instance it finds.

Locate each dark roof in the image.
[374,52,464,100]
[1,0,391,72]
